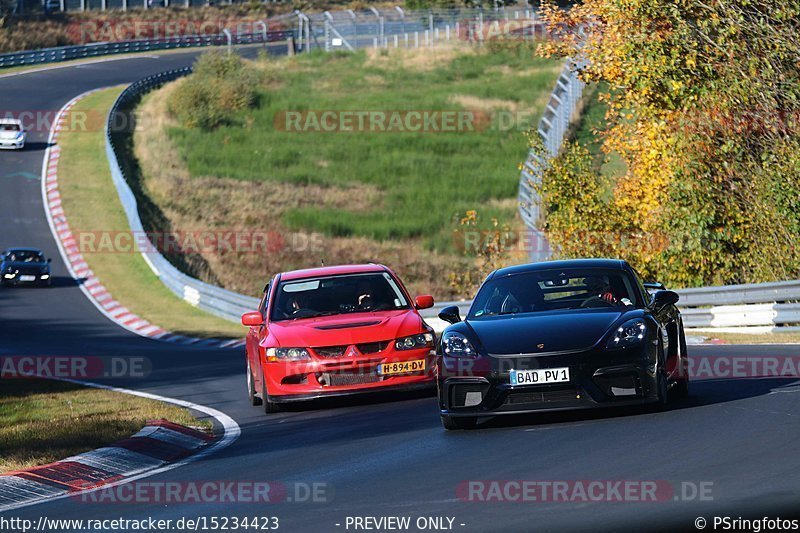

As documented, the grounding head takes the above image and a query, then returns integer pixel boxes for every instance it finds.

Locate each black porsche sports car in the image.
[1,248,52,287]
[436,259,689,430]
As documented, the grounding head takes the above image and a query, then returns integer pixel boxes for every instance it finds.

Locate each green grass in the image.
[57,88,245,339]
[166,45,560,252]
[0,379,211,472]
[571,82,627,182]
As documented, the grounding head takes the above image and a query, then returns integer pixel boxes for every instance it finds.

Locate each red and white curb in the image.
[41,90,244,350]
[0,420,211,511]
[0,380,241,513]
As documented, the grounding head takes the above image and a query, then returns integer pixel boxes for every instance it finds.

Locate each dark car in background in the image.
[435,259,689,430]
[1,248,52,287]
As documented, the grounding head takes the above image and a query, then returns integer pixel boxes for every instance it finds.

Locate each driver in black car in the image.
[584,276,619,305]
[583,276,633,306]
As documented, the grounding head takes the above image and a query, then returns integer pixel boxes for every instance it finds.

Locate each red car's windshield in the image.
[271,272,410,321]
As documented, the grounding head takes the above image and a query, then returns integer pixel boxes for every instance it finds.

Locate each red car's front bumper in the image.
[261,346,435,401]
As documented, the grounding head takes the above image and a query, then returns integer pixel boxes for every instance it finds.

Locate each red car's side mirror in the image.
[241,311,263,327]
[414,295,434,310]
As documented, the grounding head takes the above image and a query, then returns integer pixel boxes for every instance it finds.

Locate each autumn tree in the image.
[536,0,800,286]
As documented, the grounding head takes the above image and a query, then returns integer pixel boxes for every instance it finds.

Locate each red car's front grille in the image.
[315,346,347,358]
[319,372,382,387]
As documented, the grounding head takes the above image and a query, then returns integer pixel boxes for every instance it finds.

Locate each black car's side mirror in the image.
[651,290,679,309]
[438,305,462,325]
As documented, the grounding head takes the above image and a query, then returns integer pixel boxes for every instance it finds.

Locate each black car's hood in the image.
[465,309,640,355]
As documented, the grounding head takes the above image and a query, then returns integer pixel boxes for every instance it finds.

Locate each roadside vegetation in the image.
[133,43,559,298]
[535,0,800,289]
[57,88,244,338]
[0,378,211,473]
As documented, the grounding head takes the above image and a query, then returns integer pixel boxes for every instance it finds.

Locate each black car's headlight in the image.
[395,333,434,351]
[442,331,477,358]
[266,347,310,361]
[606,319,647,349]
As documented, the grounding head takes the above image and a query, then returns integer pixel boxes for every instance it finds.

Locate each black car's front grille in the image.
[319,372,381,387]
[357,341,389,354]
[504,388,580,406]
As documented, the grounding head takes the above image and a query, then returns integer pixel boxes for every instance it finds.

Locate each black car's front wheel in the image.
[441,415,477,430]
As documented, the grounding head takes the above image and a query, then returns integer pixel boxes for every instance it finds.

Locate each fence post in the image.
[348,9,358,48]
[256,20,267,45]
[223,29,232,54]
[395,6,405,36]
[369,7,383,45]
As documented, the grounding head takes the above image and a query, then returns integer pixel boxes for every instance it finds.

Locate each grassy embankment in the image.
[57,88,243,338]
[0,379,211,472]
[134,42,562,298]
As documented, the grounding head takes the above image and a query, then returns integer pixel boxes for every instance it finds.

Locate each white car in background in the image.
[0,119,27,150]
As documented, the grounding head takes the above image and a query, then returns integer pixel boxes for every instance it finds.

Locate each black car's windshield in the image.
[6,250,44,263]
[271,272,409,321]
[468,268,640,319]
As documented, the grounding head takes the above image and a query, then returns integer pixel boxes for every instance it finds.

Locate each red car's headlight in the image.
[395,333,434,351]
[266,347,311,361]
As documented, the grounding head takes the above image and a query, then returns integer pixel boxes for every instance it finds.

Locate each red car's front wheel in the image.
[260,374,282,414]
[247,360,262,406]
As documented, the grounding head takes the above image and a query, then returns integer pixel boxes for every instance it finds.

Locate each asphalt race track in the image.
[1,50,800,532]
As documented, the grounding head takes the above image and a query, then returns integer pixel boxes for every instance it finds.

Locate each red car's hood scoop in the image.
[313,320,381,330]
[266,310,424,348]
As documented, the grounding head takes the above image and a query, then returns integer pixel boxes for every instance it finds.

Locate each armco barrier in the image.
[422,281,800,331]
[0,30,292,69]
[105,68,259,322]
[102,70,798,331]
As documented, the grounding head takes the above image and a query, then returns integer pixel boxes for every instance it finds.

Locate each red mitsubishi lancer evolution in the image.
[241,264,436,413]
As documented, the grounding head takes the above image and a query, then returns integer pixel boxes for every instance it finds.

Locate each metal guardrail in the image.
[105,68,259,322]
[420,281,800,330]
[0,30,293,69]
